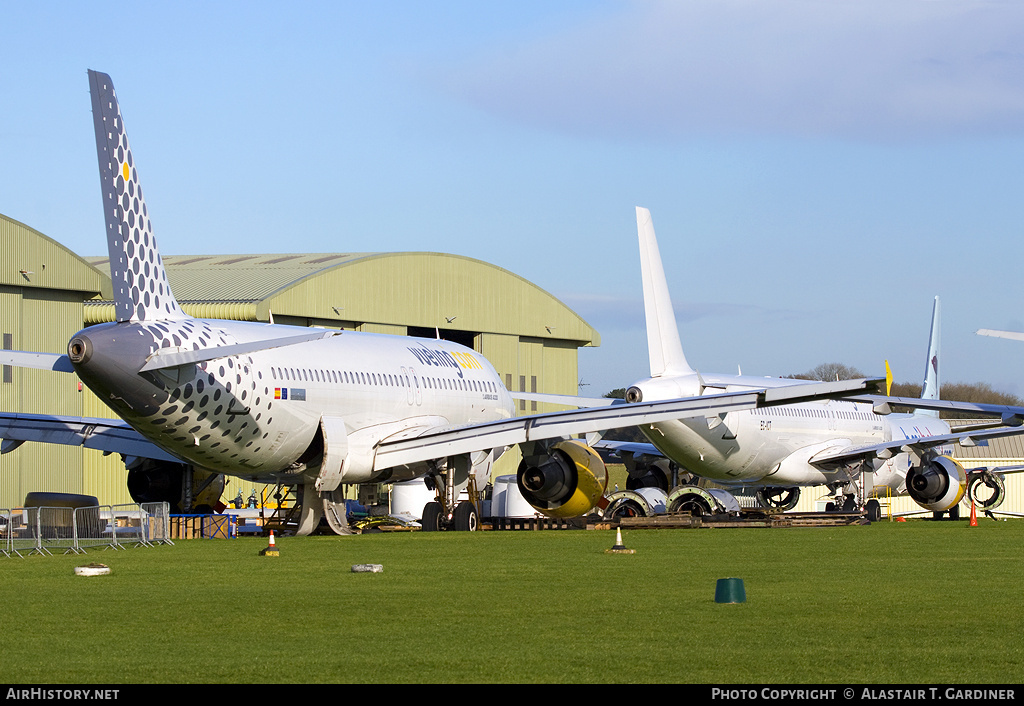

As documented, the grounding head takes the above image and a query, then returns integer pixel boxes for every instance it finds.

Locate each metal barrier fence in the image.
[0,502,172,557]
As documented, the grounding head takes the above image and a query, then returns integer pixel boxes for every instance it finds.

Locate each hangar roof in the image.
[85,252,600,346]
[1,214,109,297]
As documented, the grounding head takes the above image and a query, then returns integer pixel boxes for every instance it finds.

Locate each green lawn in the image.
[2,520,1022,684]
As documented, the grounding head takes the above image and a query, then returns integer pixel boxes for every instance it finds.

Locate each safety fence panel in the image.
[0,508,15,557]
[142,502,173,545]
[1,501,173,558]
[109,504,152,548]
[73,505,109,553]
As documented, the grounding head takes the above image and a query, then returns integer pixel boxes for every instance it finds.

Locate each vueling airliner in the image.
[0,71,882,534]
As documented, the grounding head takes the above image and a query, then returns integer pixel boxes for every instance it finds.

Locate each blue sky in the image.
[3,1,1024,397]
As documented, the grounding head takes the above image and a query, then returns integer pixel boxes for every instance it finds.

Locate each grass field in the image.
[2,519,1022,684]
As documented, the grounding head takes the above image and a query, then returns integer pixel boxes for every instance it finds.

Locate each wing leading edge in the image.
[374,377,885,471]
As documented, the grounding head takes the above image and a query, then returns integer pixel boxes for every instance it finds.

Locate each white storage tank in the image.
[492,475,535,518]
[390,478,436,520]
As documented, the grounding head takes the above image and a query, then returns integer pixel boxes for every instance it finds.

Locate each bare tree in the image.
[788,362,866,382]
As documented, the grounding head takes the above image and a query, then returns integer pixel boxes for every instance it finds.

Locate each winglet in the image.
[88,70,186,323]
[884,359,892,396]
[636,207,693,378]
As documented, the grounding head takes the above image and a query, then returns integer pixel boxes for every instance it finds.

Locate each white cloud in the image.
[435,0,1024,140]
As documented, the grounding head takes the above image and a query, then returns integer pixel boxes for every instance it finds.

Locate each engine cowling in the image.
[517,440,607,518]
[967,470,1006,510]
[906,455,967,512]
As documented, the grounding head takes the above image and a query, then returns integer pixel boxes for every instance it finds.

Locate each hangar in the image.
[4,212,1024,519]
[0,213,601,509]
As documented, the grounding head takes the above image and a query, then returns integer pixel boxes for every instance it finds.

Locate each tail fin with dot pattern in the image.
[88,70,187,323]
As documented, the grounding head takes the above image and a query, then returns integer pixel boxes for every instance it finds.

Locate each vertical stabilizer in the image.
[919,296,941,416]
[636,207,693,377]
[89,70,186,323]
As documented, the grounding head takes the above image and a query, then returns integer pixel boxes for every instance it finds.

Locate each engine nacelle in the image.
[517,440,607,518]
[906,455,967,512]
[967,470,1006,510]
[125,457,225,513]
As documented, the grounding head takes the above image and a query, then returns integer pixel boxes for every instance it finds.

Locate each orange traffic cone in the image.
[260,529,280,556]
[969,503,978,527]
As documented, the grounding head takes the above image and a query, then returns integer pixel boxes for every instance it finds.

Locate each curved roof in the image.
[1,214,109,296]
[85,252,600,346]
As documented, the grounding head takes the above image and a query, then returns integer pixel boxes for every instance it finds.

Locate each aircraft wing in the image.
[508,391,619,408]
[808,425,1024,470]
[848,394,1024,425]
[373,377,884,470]
[0,351,74,373]
[0,412,180,463]
[977,329,1024,342]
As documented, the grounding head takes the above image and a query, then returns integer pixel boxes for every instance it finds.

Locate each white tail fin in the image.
[919,296,941,416]
[636,207,693,378]
[89,70,186,323]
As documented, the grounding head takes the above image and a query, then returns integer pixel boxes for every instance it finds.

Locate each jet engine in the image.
[125,457,225,513]
[906,455,967,512]
[517,440,607,518]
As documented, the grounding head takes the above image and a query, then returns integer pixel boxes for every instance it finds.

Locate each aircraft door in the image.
[408,366,422,406]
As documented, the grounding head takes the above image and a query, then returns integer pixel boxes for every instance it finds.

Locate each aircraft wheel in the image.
[452,501,479,531]
[865,499,881,523]
[421,502,443,531]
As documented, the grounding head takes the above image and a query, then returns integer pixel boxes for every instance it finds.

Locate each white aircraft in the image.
[538,208,1024,521]
[0,71,883,534]
[977,329,1024,342]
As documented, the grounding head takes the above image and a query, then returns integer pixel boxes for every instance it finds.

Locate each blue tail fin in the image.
[88,70,186,323]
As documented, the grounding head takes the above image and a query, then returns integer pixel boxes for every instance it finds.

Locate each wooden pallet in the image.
[618,511,868,530]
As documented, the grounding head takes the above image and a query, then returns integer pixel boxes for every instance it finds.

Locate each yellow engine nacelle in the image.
[906,455,967,512]
[517,440,607,519]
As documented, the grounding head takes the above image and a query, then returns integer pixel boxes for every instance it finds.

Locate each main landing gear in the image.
[419,456,486,532]
[420,499,480,532]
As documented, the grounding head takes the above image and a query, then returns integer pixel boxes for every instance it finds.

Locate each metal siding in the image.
[1,215,107,295]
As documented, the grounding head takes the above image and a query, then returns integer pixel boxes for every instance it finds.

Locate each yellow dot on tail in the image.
[122,162,130,181]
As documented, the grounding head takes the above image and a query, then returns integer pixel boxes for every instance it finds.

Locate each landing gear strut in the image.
[419,455,485,532]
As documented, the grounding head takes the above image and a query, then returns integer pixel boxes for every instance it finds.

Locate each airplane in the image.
[0,71,884,535]
[522,207,1024,522]
[977,329,1024,342]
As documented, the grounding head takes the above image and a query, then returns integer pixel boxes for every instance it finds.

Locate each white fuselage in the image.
[72,317,515,486]
[632,373,950,493]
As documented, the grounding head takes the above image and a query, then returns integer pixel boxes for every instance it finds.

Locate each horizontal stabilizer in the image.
[140,330,342,372]
[0,351,74,373]
[0,412,180,463]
